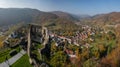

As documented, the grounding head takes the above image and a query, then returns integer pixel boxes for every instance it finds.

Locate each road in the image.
[0,50,26,67]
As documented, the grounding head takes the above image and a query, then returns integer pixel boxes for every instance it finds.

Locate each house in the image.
[65,49,77,64]
[8,32,17,38]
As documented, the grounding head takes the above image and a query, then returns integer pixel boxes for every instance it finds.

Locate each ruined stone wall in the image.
[27,24,49,64]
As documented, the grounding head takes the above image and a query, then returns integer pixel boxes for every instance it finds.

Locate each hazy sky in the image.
[0,0,120,15]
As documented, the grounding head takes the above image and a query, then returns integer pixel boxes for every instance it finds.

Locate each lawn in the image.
[11,54,32,67]
[0,46,22,63]
[0,48,12,63]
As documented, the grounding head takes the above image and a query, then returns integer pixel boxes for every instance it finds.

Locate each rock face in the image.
[42,27,49,46]
[27,24,49,65]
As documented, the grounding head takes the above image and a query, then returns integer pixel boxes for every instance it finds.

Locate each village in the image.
[0,23,117,67]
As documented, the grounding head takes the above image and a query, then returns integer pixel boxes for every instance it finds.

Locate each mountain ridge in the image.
[0,8,120,27]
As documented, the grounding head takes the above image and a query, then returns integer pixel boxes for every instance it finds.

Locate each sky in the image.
[0,0,120,15]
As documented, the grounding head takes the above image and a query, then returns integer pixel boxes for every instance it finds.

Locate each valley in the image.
[0,8,120,67]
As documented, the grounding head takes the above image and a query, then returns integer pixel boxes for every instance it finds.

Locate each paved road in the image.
[0,50,26,67]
